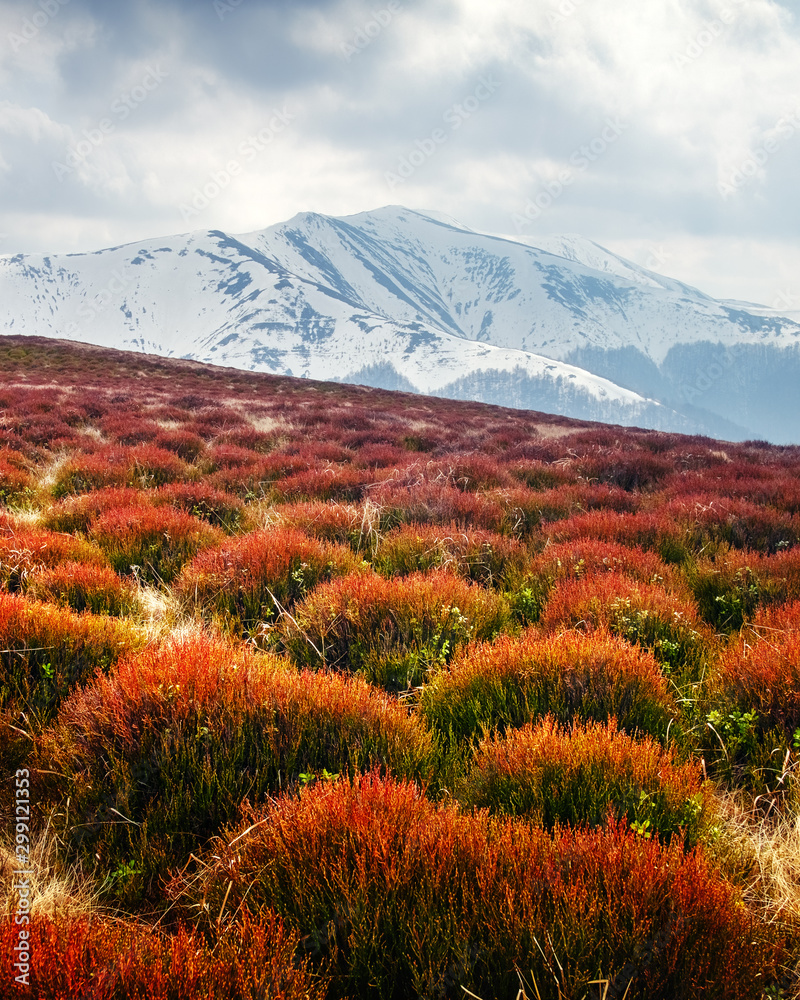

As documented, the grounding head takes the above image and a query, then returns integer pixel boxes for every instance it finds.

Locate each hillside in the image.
[1,336,800,999]
[2,206,799,441]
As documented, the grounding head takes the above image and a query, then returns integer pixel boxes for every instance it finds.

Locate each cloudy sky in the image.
[1,0,799,307]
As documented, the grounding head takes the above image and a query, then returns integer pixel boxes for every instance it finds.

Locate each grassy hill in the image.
[1,335,800,998]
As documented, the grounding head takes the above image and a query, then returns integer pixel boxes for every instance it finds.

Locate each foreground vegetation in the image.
[1,335,800,998]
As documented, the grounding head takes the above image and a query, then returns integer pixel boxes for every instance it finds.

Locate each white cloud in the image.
[0,0,798,304]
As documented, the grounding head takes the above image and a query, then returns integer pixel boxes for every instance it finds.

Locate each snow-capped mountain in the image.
[2,206,798,441]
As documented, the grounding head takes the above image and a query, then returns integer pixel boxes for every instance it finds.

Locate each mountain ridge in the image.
[2,205,797,442]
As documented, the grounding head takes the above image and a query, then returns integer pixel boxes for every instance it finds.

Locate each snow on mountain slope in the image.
[0,227,679,428]
[1,204,796,438]
[239,207,800,364]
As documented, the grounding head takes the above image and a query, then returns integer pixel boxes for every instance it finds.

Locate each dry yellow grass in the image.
[0,817,97,921]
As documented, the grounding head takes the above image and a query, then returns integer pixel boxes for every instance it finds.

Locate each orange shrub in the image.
[0,448,32,505]
[420,628,673,743]
[180,773,778,1000]
[540,574,712,678]
[27,561,138,616]
[547,508,690,563]
[0,527,107,590]
[175,527,358,639]
[42,487,152,533]
[152,481,244,531]
[90,505,222,584]
[257,501,370,551]
[270,465,368,502]
[462,717,710,844]
[714,606,800,736]
[0,911,323,1000]
[279,570,511,690]
[0,591,142,724]
[370,480,506,532]
[46,633,436,900]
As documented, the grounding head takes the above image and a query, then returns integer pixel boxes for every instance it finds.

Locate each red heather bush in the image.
[547,509,690,563]
[151,481,244,532]
[90,505,223,585]
[99,413,160,444]
[126,443,189,488]
[207,443,265,469]
[176,527,358,639]
[183,773,779,1000]
[51,448,129,497]
[206,451,306,498]
[51,445,188,497]
[0,448,32,504]
[352,442,408,468]
[462,717,711,845]
[42,486,152,533]
[46,633,435,901]
[27,561,139,616]
[0,911,323,1000]
[531,539,673,584]
[574,449,675,491]
[0,527,107,591]
[508,459,577,490]
[420,628,673,744]
[256,501,381,556]
[540,574,712,679]
[446,455,513,491]
[666,495,799,554]
[516,539,678,623]
[270,465,368,503]
[280,570,511,690]
[215,426,278,452]
[714,608,800,736]
[373,523,528,588]
[751,598,800,632]
[371,480,506,533]
[0,591,142,725]
[153,428,206,461]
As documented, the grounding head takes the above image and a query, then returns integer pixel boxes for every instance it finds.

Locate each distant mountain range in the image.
[2,206,799,442]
